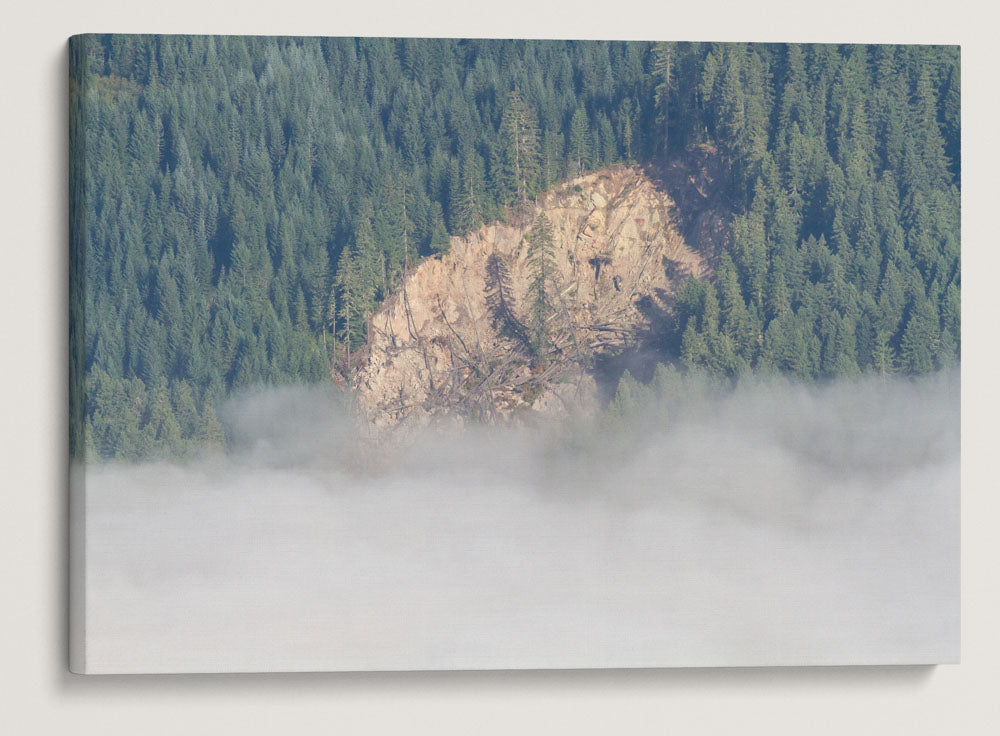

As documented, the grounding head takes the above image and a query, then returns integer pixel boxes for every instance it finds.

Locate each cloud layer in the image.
[80,372,959,672]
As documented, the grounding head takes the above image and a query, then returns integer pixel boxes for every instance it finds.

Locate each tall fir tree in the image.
[500,89,541,203]
[525,213,558,359]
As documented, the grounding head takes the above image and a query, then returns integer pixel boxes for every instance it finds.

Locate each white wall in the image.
[2,0,998,733]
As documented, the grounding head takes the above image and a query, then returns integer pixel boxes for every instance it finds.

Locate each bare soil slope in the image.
[354,156,729,430]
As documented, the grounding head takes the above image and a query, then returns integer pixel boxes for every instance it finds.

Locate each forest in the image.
[69,35,960,460]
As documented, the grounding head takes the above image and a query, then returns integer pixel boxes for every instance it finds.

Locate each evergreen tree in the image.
[334,247,363,362]
[500,89,541,202]
[525,213,558,359]
[427,202,451,254]
[569,107,590,174]
[653,42,674,154]
[375,172,416,285]
[900,297,941,373]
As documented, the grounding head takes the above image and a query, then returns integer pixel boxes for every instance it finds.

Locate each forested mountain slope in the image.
[69,36,960,459]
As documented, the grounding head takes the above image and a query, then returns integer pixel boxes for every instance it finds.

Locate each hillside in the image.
[71,38,961,460]
[354,154,729,429]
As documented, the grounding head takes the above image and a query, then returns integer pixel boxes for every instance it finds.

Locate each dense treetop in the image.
[69,36,960,460]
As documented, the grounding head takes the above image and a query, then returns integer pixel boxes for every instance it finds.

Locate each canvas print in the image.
[69,35,960,673]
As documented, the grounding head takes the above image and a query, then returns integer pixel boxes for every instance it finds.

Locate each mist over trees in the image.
[70,36,960,460]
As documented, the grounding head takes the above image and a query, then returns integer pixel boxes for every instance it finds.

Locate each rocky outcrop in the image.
[353,159,728,431]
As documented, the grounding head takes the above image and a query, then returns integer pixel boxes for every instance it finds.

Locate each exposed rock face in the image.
[353,159,728,430]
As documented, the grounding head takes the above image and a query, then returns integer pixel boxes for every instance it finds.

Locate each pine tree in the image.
[608,369,642,420]
[145,379,183,456]
[680,322,708,371]
[334,247,363,364]
[500,89,541,202]
[569,107,590,174]
[525,213,558,359]
[290,287,307,330]
[825,315,861,377]
[871,329,896,377]
[375,172,416,285]
[428,202,451,254]
[230,237,272,317]
[941,63,960,180]
[448,148,486,234]
[196,397,227,451]
[900,297,941,372]
[450,166,479,234]
[171,379,200,439]
[352,200,381,310]
[912,65,951,189]
[766,257,792,321]
[653,42,674,155]
[323,284,337,362]
[617,98,636,161]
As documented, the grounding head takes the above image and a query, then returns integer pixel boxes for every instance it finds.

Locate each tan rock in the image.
[353,163,727,431]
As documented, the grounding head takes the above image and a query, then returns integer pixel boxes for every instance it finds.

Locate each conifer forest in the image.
[69,36,960,460]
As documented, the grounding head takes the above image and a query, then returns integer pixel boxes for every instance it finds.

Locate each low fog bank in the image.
[81,372,959,672]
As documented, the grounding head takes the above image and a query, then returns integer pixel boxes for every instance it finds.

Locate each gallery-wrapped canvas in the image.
[69,34,960,673]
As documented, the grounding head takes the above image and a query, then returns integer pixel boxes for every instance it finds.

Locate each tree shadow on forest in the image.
[641,147,733,266]
[592,286,680,406]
